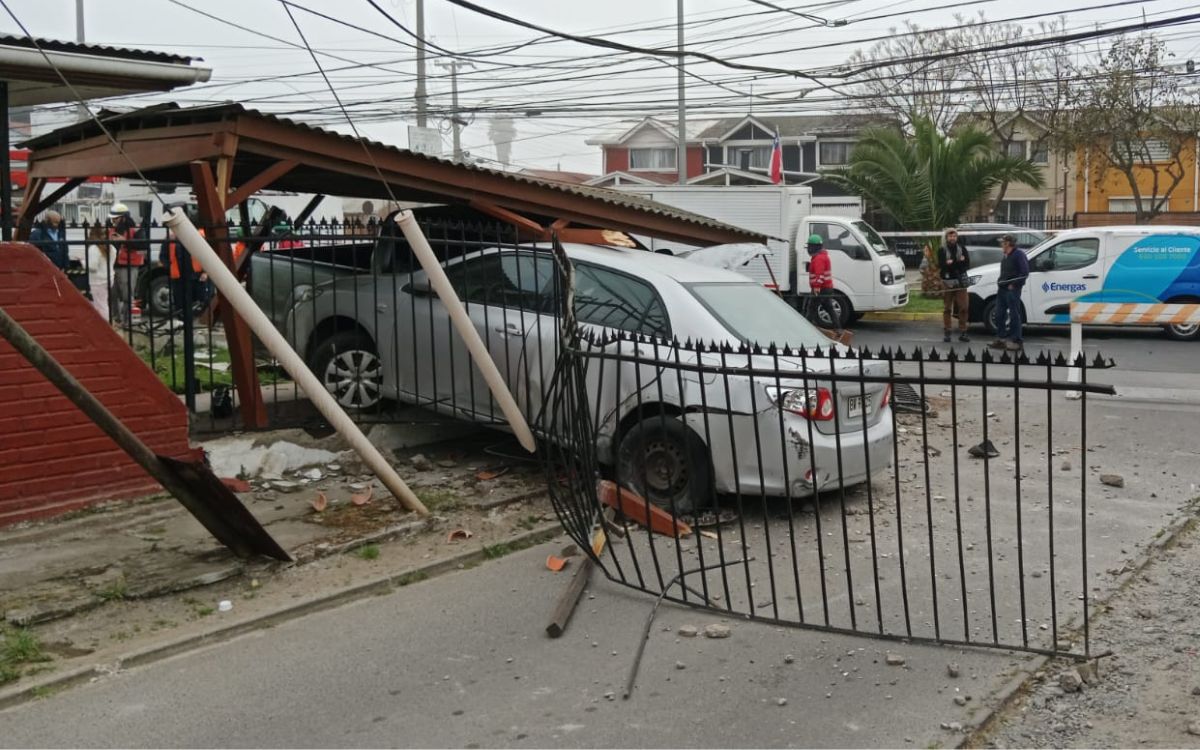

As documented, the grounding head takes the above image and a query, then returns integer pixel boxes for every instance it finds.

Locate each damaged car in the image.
[289,240,894,512]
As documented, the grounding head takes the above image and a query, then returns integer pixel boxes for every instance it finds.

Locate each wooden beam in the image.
[469,200,549,239]
[549,218,571,231]
[13,177,45,241]
[225,159,299,209]
[292,194,325,227]
[189,160,267,429]
[33,177,86,216]
[29,136,224,180]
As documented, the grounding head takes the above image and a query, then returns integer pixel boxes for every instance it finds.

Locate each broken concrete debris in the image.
[1100,473,1125,488]
[1059,669,1084,692]
[678,625,699,638]
[885,653,906,666]
[703,623,731,639]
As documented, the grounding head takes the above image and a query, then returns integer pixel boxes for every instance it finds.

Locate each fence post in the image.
[1066,315,1082,400]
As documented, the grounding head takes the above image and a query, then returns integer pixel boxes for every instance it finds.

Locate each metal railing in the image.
[539,327,1116,659]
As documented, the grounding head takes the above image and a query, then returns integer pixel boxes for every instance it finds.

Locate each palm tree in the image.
[825,116,1045,232]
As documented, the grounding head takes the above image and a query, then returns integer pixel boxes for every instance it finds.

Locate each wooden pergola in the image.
[19,103,764,428]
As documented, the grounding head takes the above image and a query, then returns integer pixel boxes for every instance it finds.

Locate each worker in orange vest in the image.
[160,216,211,314]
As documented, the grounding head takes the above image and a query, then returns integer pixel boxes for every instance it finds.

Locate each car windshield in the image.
[854,220,893,255]
[686,282,829,349]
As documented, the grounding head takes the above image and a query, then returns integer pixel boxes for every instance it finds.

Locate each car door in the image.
[1024,236,1102,324]
[808,220,870,303]
[569,262,674,440]
[395,250,555,424]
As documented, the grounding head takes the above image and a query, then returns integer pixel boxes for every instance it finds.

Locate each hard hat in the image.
[807,233,823,246]
[109,202,130,216]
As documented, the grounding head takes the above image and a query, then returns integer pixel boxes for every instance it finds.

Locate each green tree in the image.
[825,116,1045,232]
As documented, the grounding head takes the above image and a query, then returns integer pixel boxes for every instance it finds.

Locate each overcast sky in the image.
[6,0,1200,174]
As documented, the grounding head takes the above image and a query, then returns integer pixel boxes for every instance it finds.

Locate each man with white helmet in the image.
[107,203,144,324]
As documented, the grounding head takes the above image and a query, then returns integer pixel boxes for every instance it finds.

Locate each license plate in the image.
[847,394,872,420]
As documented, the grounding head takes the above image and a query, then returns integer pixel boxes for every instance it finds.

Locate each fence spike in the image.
[963,349,977,362]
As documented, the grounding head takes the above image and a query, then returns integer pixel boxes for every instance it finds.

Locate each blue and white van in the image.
[967,226,1200,341]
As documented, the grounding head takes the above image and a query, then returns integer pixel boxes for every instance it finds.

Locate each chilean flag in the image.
[769,131,783,184]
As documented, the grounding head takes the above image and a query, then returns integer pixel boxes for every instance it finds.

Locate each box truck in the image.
[617,185,908,326]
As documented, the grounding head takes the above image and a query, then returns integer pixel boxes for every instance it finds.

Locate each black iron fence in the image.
[539,328,1115,659]
[20,215,562,433]
[19,213,1119,659]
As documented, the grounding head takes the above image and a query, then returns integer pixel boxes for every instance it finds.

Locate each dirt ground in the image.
[0,431,564,696]
[975,512,1200,749]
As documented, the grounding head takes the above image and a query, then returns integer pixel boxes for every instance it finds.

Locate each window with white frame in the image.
[628,147,676,170]
[1029,141,1049,164]
[1117,139,1172,164]
[997,199,1047,223]
[1004,139,1027,159]
[1107,197,1158,213]
[727,146,772,170]
[818,141,854,166]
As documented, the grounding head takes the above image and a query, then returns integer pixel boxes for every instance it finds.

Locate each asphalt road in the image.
[0,540,1026,749]
[852,320,1200,402]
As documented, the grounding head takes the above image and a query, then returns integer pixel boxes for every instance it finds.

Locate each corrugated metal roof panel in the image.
[0,34,196,65]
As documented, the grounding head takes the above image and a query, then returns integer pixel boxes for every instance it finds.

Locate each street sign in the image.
[407,126,443,157]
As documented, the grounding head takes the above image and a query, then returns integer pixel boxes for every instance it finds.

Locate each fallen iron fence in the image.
[538,332,1116,659]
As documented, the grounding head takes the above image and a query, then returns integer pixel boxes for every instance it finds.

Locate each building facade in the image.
[585,114,895,193]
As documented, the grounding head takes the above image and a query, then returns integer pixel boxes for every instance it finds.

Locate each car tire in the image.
[1164,321,1200,341]
[616,416,713,515]
[147,273,173,318]
[1163,297,1200,341]
[309,330,383,412]
[982,298,999,335]
[813,292,852,329]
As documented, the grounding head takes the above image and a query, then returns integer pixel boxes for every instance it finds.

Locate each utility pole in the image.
[676,0,687,184]
[415,0,427,128]
[435,60,473,161]
[76,0,88,122]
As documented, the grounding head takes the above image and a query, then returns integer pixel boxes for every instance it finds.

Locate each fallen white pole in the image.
[162,208,430,516]
[394,210,538,453]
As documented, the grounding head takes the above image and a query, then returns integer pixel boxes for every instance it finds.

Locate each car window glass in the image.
[443,252,556,311]
[810,222,864,257]
[574,263,670,338]
[1036,238,1099,272]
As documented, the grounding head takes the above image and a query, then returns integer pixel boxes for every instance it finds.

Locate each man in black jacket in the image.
[937,228,971,343]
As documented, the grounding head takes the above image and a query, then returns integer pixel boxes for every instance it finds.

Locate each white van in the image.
[616,185,908,326]
[968,226,1200,341]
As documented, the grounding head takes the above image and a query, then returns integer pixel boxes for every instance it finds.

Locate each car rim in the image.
[323,349,382,408]
[1171,322,1198,337]
[641,437,689,496]
[818,300,842,327]
[153,284,172,314]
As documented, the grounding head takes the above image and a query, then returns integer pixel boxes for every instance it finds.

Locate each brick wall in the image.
[0,244,201,526]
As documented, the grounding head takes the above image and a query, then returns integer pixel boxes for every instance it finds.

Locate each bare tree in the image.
[845,22,966,133]
[955,15,1076,213]
[1055,34,1200,221]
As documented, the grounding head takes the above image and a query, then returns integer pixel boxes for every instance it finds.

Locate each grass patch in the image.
[96,577,128,602]
[356,544,381,561]
[396,571,428,587]
[0,627,51,686]
[30,685,57,700]
[482,536,540,560]
[516,515,542,531]
[415,490,463,513]
[140,346,283,395]
[904,293,945,314]
[195,606,215,618]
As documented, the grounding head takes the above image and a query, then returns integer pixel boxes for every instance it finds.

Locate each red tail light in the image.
[881,384,892,408]
[776,387,836,421]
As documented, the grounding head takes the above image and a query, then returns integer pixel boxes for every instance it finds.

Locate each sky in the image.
[6,0,1200,175]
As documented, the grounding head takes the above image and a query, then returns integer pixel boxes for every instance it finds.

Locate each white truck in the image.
[615,184,907,326]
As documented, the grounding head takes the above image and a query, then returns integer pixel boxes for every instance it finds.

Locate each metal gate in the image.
[539,327,1115,658]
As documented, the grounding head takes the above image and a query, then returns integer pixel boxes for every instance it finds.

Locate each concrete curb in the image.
[960,500,1200,748]
[861,311,943,322]
[0,521,564,711]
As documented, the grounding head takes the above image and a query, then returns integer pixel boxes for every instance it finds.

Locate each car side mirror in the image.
[405,277,433,296]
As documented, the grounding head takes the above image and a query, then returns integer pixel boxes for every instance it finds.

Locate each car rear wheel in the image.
[1164,321,1200,341]
[616,416,713,515]
[310,331,383,411]
[982,298,999,334]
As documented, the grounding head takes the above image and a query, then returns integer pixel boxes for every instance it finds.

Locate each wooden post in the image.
[13,177,45,241]
[189,159,267,428]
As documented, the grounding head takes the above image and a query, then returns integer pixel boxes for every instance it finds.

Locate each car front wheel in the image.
[310,331,383,411]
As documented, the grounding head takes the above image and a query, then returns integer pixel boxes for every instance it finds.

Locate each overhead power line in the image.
[743,0,849,26]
